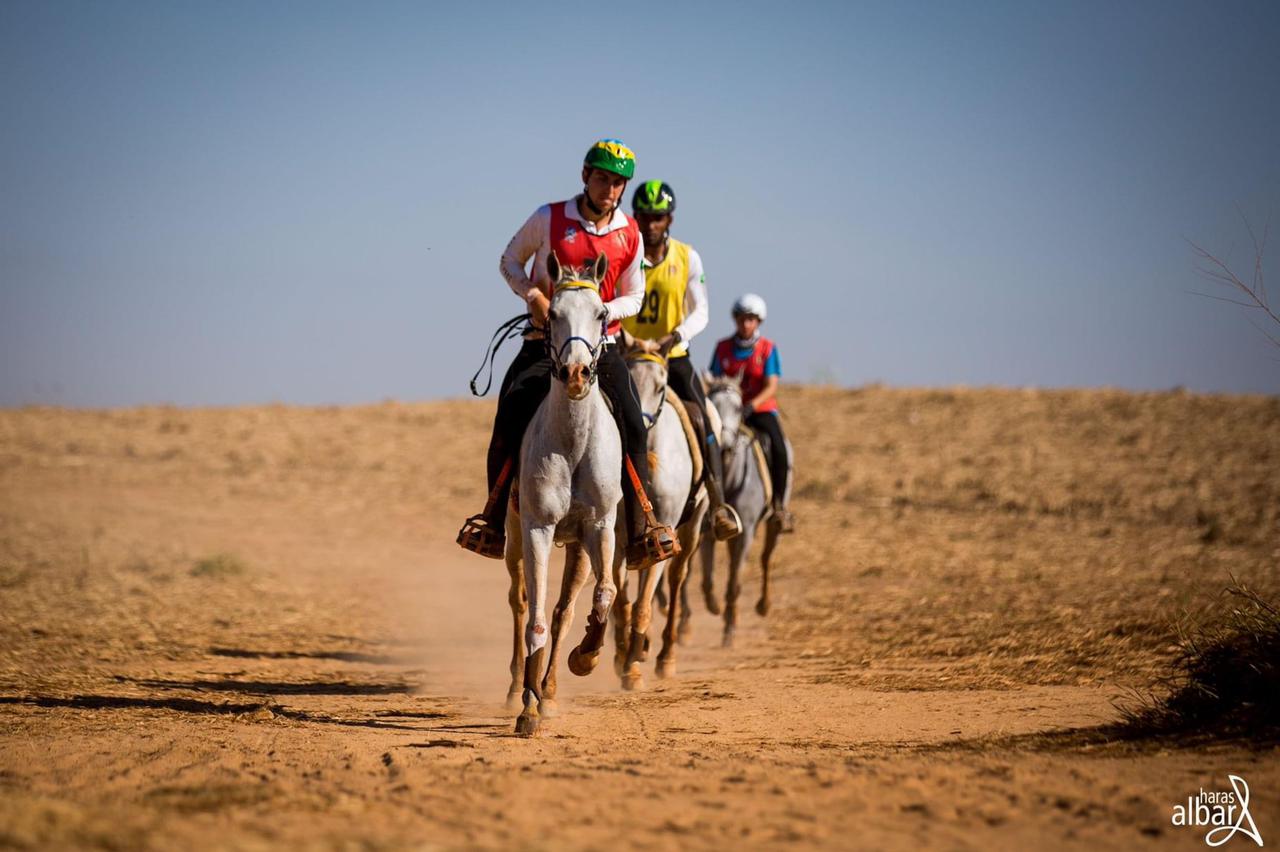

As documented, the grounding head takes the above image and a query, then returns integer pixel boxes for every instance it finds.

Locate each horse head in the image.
[706,375,745,445]
[546,252,608,401]
[618,329,669,417]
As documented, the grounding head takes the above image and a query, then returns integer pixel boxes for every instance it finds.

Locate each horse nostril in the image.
[582,367,592,380]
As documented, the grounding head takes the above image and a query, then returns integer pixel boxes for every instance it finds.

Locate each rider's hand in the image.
[656,332,680,356]
[527,289,551,329]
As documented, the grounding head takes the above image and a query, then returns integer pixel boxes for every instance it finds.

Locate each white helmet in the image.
[732,293,767,321]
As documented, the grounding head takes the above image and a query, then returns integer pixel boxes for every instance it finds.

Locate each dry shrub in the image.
[1121,583,1280,740]
[190,553,248,579]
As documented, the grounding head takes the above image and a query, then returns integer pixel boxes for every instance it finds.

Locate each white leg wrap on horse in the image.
[526,620,548,653]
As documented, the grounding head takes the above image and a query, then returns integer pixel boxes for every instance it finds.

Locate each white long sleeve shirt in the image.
[499,198,645,326]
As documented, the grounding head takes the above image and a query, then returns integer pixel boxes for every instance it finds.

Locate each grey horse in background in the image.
[610,334,710,688]
[695,376,787,648]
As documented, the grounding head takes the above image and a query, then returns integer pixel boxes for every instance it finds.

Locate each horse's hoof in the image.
[539,697,559,718]
[755,598,770,617]
[568,647,600,677]
[721,630,735,649]
[613,652,627,677]
[704,594,721,616]
[621,671,644,691]
[504,690,523,712]
[656,659,675,679]
[514,713,539,737]
[677,622,693,645]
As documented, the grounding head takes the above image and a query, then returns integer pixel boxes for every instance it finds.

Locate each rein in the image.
[469,313,535,396]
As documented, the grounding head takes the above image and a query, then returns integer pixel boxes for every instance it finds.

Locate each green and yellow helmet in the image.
[583,139,636,180]
[632,180,676,214]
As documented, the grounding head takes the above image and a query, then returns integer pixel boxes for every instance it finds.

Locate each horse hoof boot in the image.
[504,690,523,712]
[656,659,676,679]
[621,671,644,691]
[539,697,559,719]
[756,598,770,617]
[514,713,539,737]
[457,515,505,559]
[568,647,600,677]
[712,505,743,541]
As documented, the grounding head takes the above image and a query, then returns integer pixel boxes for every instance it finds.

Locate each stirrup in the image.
[457,514,506,559]
[625,523,680,571]
[712,505,743,541]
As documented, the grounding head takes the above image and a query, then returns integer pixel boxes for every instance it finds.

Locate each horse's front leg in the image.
[541,542,591,717]
[515,523,554,736]
[699,531,720,616]
[568,521,617,677]
[622,562,665,691]
[757,517,781,617]
[660,511,703,675]
[723,528,752,649]
[504,514,526,711]
[611,548,631,678]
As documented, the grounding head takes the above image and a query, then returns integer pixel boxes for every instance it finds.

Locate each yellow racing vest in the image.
[622,238,693,358]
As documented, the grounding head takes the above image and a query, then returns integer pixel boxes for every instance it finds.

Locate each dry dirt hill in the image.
[1,385,1277,850]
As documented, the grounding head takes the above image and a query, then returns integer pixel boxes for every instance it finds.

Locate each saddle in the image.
[739,424,774,510]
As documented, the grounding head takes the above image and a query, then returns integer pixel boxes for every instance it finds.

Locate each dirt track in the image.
[1,386,1277,849]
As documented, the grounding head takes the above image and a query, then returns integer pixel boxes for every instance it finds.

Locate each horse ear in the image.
[547,251,561,283]
[618,328,636,351]
[592,252,608,283]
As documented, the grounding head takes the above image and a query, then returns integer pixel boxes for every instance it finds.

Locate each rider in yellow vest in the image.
[622,180,743,541]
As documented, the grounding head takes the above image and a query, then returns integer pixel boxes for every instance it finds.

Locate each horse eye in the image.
[597,310,607,321]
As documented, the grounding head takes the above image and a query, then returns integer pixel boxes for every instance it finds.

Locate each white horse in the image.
[697,377,786,648]
[503,252,621,736]
[609,336,710,689]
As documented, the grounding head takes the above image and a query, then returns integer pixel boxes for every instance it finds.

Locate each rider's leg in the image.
[667,356,741,540]
[595,344,679,570]
[459,340,551,557]
[746,409,795,532]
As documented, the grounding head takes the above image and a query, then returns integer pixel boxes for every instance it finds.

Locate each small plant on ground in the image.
[190,553,248,578]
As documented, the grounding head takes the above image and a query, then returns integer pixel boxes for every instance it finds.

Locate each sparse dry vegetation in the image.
[1,386,1277,848]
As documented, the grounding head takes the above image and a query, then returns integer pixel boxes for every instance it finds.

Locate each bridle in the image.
[546,281,607,388]
[624,350,667,429]
[708,383,749,460]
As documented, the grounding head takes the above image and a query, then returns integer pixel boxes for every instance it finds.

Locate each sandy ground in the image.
[1,385,1277,850]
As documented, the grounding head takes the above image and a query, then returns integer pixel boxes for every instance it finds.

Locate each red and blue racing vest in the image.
[713,336,778,414]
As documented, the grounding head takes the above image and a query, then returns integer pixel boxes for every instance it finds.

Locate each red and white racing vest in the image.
[547,203,640,336]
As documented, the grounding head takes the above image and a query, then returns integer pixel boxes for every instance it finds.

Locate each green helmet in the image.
[632,180,676,214]
[583,139,636,180]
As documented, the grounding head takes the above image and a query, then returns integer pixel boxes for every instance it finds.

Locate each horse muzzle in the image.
[564,363,592,400]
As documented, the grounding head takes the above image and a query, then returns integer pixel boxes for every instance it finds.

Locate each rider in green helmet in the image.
[457,139,680,572]
[622,180,743,541]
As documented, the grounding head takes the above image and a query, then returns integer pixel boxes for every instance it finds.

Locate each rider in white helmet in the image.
[709,294,795,532]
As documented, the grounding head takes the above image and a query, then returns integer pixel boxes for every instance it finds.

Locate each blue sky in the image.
[3,0,1278,407]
